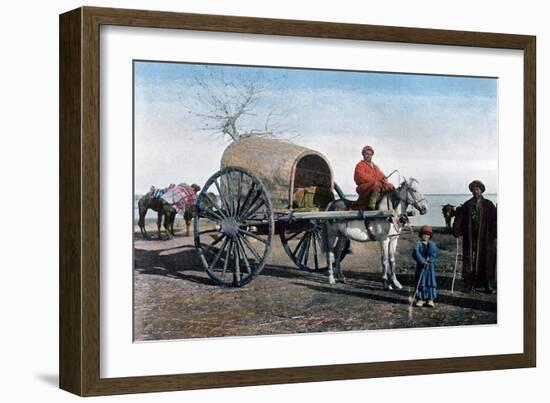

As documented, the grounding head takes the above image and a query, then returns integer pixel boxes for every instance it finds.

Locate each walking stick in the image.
[408,261,428,319]
[451,237,459,295]
[409,266,425,307]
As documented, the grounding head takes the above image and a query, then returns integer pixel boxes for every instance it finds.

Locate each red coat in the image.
[353,160,394,208]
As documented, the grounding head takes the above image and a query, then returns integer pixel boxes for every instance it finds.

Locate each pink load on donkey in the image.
[154,183,199,214]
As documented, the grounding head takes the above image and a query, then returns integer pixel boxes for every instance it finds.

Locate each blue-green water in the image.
[345,193,498,227]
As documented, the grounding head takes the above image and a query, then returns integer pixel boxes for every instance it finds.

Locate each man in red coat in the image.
[354,145,395,210]
[452,180,497,293]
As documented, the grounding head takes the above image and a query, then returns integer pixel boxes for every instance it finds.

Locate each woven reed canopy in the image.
[221,137,334,210]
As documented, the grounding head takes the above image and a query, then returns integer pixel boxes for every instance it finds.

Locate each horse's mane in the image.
[385,177,421,210]
[401,177,419,187]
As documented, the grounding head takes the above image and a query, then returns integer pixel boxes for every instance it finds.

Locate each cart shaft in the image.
[277,210,397,222]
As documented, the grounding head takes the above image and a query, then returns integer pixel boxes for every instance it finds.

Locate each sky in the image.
[134,61,498,195]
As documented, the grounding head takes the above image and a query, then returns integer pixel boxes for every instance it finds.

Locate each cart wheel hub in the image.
[220,218,239,237]
[308,221,320,231]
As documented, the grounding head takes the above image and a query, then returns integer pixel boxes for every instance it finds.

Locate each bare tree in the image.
[188,69,292,142]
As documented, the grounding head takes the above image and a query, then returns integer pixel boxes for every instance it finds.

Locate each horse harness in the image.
[365,187,414,235]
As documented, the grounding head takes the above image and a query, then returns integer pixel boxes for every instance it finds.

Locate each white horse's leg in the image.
[323,222,336,285]
[389,238,403,289]
[380,239,392,290]
[327,251,336,285]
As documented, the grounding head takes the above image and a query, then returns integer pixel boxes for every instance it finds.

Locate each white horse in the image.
[322,178,428,289]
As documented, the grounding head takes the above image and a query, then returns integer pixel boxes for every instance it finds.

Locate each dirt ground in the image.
[133,222,497,341]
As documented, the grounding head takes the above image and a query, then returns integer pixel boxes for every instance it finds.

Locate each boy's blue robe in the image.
[412,240,438,300]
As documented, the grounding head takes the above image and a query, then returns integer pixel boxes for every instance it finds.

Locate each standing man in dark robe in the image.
[353,145,395,210]
[452,180,497,293]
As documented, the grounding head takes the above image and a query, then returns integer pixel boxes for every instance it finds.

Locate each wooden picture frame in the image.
[59,6,536,396]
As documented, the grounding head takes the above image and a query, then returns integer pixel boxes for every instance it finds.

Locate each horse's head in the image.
[397,177,428,215]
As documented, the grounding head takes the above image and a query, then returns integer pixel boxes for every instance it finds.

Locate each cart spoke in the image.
[214,179,231,217]
[236,181,257,218]
[236,236,253,274]
[238,228,268,244]
[313,229,324,252]
[241,235,263,262]
[224,172,234,216]
[207,237,230,271]
[239,189,262,220]
[201,192,227,219]
[199,207,224,222]
[221,240,233,279]
[292,234,307,257]
[233,239,241,284]
[204,233,226,252]
[294,233,306,265]
[199,228,221,236]
[312,231,319,270]
[242,198,266,221]
[285,227,305,242]
[302,233,311,267]
[235,171,243,217]
[298,232,312,266]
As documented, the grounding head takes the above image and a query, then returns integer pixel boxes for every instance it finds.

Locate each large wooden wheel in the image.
[279,220,350,273]
[194,167,274,287]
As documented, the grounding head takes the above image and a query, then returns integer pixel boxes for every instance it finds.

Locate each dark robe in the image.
[452,197,497,289]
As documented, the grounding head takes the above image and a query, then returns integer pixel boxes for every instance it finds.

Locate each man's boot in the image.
[367,191,380,210]
[484,281,496,294]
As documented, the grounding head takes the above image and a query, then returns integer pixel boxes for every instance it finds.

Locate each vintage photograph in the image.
[133,61,498,341]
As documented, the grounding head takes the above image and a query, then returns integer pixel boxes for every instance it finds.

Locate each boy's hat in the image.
[419,225,433,236]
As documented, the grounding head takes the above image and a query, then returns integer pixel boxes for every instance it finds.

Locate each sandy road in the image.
[133,225,497,341]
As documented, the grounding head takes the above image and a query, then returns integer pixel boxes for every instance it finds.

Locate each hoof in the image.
[391,276,403,290]
[383,279,393,290]
[329,276,336,285]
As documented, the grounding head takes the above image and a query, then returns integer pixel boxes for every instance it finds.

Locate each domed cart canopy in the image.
[221,137,334,211]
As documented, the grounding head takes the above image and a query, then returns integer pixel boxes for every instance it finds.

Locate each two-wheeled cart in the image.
[194,137,394,286]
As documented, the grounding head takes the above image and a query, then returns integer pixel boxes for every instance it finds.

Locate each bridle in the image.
[397,181,427,213]
[378,179,426,235]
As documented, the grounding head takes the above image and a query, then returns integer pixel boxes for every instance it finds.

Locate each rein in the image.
[403,186,426,213]
[389,183,424,235]
[368,180,424,236]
